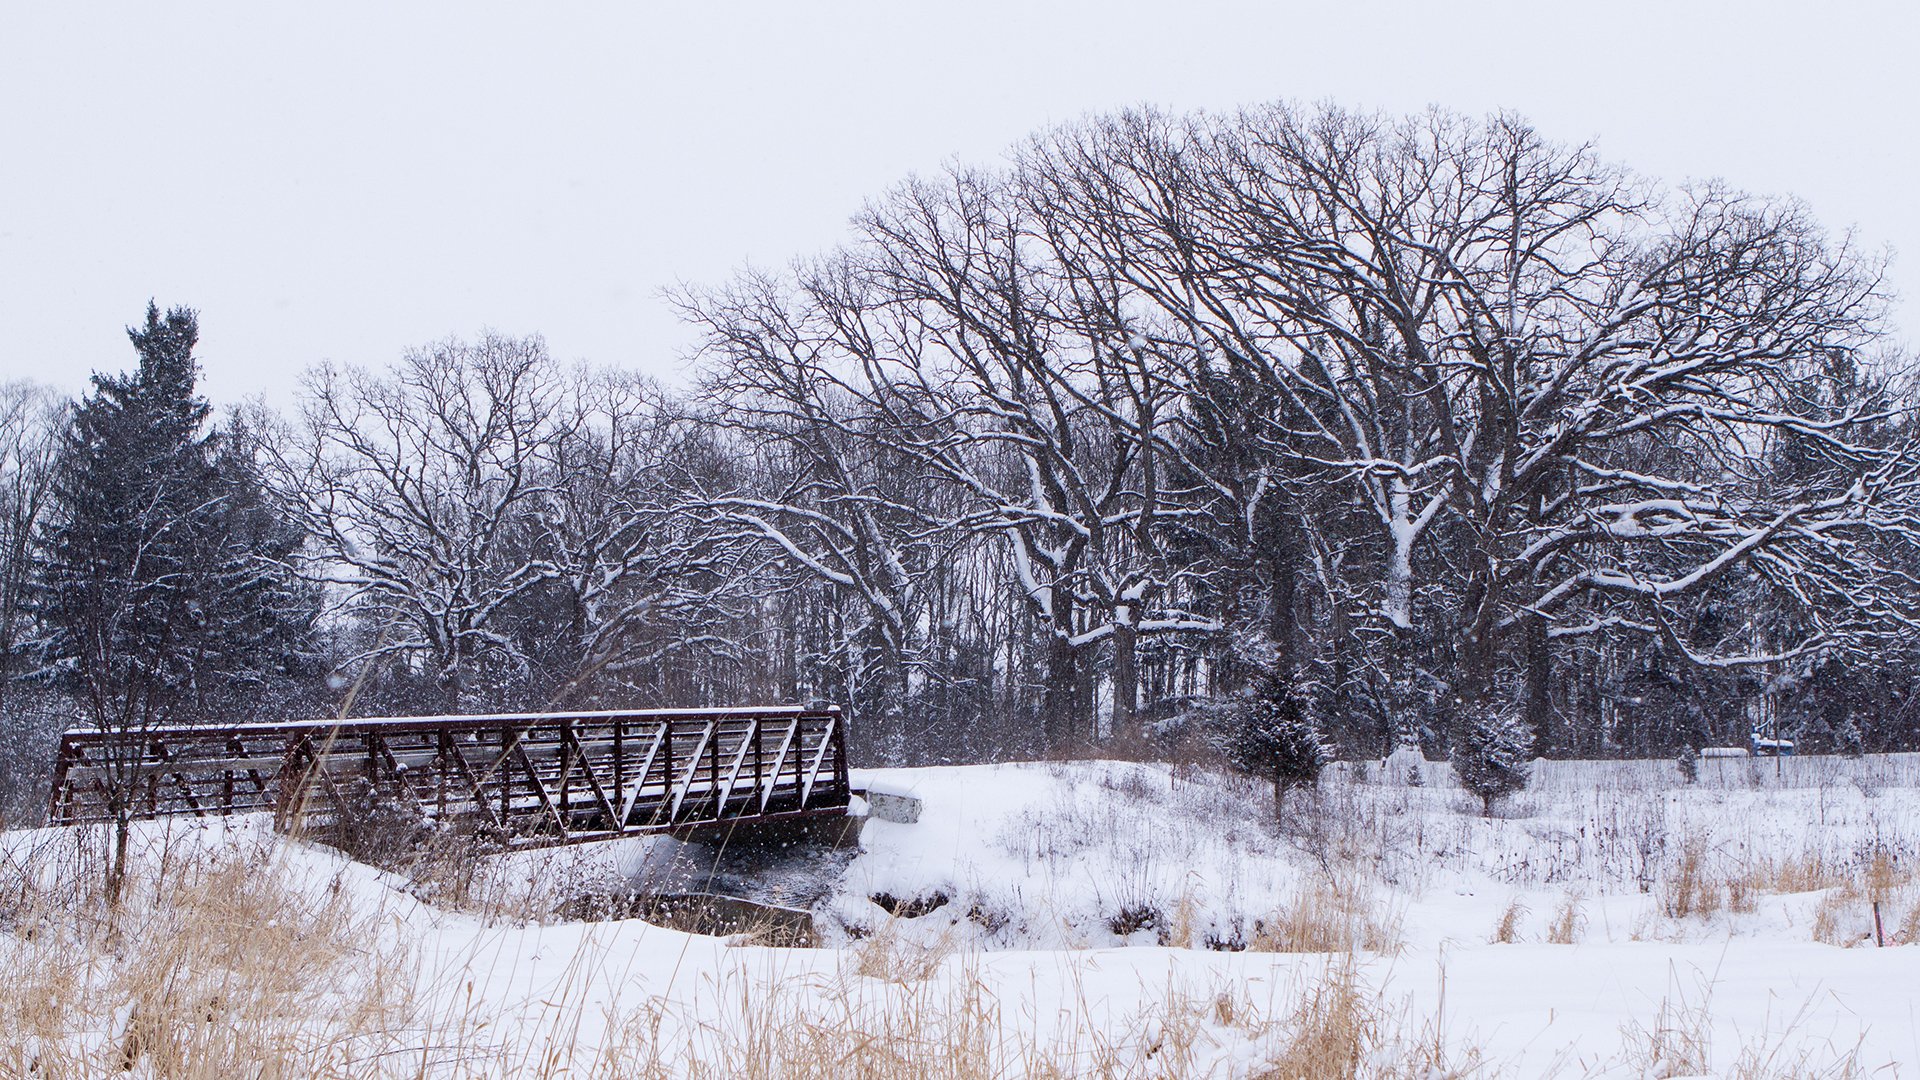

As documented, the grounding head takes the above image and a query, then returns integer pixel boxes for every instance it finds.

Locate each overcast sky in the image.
[3,1,1916,407]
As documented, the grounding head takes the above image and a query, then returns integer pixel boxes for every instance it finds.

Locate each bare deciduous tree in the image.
[276,334,570,710]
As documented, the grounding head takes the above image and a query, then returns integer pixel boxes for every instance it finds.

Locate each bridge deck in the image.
[46,706,851,848]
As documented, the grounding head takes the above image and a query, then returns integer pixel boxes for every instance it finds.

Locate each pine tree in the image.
[31,304,320,899]
[1220,666,1330,817]
[1676,743,1700,784]
[33,304,216,724]
[34,304,322,725]
[1450,704,1532,816]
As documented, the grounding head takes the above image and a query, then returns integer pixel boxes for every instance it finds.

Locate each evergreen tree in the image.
[1450,704,1532,816]
[30,303,322,899]
[32,304,321,728]
[34,304,213,725]
[189,409,328,720]
[1675,743,1700,785]
[1220,666,1329,817]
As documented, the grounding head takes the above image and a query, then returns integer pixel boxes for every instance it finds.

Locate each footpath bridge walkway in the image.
[47,706,851,848]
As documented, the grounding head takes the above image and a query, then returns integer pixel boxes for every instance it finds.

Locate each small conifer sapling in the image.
[1676,744,1700,785]
[1451,705,1532,817]
[1222,667,1330,818]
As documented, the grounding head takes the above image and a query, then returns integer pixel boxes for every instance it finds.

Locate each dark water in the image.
[561,817,863,946]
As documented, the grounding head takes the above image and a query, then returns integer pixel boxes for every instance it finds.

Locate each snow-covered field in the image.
[3,754,1917,1077]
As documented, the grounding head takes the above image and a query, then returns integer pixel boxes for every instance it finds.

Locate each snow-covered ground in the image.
[828,757,1920,1073]
[3,754,1917,1076]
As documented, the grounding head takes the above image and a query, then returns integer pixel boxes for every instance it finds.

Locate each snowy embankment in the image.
[2,754,1917,1076]
[840,755,1920,952]
[827,758,1920,1071]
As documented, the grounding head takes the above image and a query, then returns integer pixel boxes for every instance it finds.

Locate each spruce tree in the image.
[1221,666,1330,817]
[1450,704,1533,816]
[1676,743,1700,785]
[189,410,327,720]
[34,304,213,724]
[33,303,321,728]
[32,303,207,900]
[31,303,322,900]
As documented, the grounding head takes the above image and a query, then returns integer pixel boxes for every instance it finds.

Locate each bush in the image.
[308,776,432,868]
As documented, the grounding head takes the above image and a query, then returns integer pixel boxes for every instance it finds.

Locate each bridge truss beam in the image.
[46,706,851,849]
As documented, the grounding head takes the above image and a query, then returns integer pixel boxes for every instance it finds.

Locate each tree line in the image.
[4,103,1918,819]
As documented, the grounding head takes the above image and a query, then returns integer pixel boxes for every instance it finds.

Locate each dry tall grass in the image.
[581,951,1484,1080]
[0,825,416,1079]
[1660,839,1724,920]
[1618,983,1870,1079]
[1252,961,1478,1079]
[1247,877,1399,954]
[1649,834,1916,947]
[1488,898,1527,944]
[1544,893,1584,945]
[1809,851,1916,948]
[0,822,1461,1078]
[6,752,1916,1076]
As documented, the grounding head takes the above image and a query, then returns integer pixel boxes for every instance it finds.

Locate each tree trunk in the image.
[1523,612,1553,755]
[1072,642,1095,746]
[1111,612,1138,742]
[108,807,131,908]
[440,659,464,715]
[1268,543,1297,678]
[1041,630,1078,751]
[1388,625,1424,751]
[1457,571,1496,709]
[869,637,909,764]
[780,603,799,703]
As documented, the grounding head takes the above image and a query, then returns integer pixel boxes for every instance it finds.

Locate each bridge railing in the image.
[47,706,850,846]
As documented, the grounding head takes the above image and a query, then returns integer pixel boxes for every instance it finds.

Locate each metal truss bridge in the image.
[47,706,851,848]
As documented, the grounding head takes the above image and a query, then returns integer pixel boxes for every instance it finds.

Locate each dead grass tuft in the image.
[1490,897,1527,944]
[1655,838,1917,948]
[1619,981,1871,1078]
[1896,896,1920,945]
[1620,991,1713,1079]
[1546,892,1585,945]
[1249,875,1399,954]
[1661,839,1724,920]
[1253,960,1479,1079]
[1160,890,1199,949]
[1727,850,1850,899]
[1257,962,1373,1077]
[1806,864,1912,949]
[849,919,954,983]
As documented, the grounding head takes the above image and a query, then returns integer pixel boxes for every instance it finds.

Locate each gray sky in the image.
[3,1,1915,407]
